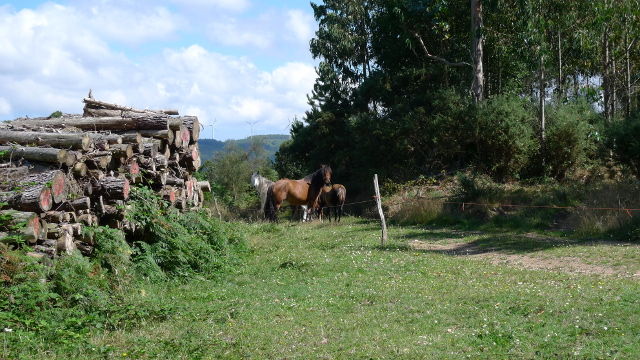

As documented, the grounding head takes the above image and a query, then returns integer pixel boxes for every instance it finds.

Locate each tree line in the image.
[274,0,640,196]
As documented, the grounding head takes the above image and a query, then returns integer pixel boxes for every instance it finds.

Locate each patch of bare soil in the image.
[408,239,640,278]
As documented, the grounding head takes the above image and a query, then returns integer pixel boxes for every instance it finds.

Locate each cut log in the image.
[182,116,200,142]
[141,141,159,158]
[58,197,91,211]
[0,185,52,213]
[87,169,105,180]
[0,145,69,165]
[9,115,182,131]
[83,108,122,117]
[175,125,191,149]
[72,162,88,177]
[117,131,143,145]
[77,214,95,226]
[21,170,67,204]
[41,211,67,223]
[0,210,40,244]
[166,175,185,187]
[56,225,76,255]
[94,177,130,200]
[85,133,122,145]
[83,97,179,115]
[85,155,112,170]
[197,181,212,192]
[0,130,93,151]
[109,144,134,159]
[126,129,172,143]
[161,186,177,205]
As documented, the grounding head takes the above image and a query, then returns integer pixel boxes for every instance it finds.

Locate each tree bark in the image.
[471,0,485,103]
[20,170,67,204]
[93,177,130,200]
[0,185,52,213]
[0,210,40,244]
[182,116,200,142]
[58,197,91,212]
[10,115,182,131]
[0,130,93,151]
[83,97,179,116]
[0,146,70,166]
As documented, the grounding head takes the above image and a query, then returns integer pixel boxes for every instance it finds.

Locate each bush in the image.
[127,187,246,278]
[544,101,600,179]
[608,111,640,176]
[473,95,539,179]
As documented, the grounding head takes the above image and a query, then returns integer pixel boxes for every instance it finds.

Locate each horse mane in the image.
[303,165,331,185]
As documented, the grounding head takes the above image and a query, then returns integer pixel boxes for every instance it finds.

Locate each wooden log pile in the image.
[0,96,210,258]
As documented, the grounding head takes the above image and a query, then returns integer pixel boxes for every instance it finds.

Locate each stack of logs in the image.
[0,96,211,258]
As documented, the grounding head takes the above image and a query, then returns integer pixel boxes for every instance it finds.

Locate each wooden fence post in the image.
[373,174,388,245]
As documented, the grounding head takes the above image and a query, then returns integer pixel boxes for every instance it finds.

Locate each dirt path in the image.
[408,238,640,278]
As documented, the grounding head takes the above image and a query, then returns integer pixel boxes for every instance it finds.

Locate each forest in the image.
[273,0,640,197]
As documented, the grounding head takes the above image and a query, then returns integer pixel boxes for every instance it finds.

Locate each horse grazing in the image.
[265,165,332,222]
[251,172,273,218]
[318,184,347,222]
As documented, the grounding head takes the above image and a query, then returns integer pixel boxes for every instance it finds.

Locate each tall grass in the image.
[386,173,640,238]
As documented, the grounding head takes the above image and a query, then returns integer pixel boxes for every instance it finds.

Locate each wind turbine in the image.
[207,118,217,140]
[245,120,260,139]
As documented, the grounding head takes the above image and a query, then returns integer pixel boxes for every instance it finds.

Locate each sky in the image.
[0,0,319,140]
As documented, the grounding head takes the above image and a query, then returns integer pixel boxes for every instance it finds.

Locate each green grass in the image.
[8,218,640,359]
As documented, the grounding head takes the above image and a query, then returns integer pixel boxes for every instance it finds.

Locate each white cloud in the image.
[206,18,272,49]
[88,5,181,45]
[0,2,317,139]
[168,0,251,12]
[286,10,315,43]
[0,97,11,115]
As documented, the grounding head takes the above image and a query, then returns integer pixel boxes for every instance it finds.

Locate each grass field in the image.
[13,218,640,359]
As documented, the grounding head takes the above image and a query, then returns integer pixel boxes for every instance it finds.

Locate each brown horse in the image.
[317,184,347,222]
[265,165,332,222]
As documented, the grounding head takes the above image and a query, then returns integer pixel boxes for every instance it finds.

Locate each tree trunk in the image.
[0,130,93,151]
[93,177,130,200]
[21,170,67,204]
[0,210,40,244]
[539,54,546,159]
[471,0,485,103]
[9,115,182,132]
[83,97,178,116]
[182,116,200,143]
[59,197,91,212]
[603,30,611,123]
[0,185,53,213]
[0,146,70,166]
[558,30,563,98]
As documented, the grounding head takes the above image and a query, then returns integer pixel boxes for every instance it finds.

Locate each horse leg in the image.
[301,205,308,222]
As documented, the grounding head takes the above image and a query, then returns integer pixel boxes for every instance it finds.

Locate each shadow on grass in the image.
[375,230,596,256]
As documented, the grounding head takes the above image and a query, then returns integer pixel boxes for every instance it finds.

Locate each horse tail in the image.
[265,184,276,221]
[337,186,346,221]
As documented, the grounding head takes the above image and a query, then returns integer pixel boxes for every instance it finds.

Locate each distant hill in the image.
[198,134,290,162]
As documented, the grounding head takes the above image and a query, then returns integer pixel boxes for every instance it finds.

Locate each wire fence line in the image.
[227,192,639,218]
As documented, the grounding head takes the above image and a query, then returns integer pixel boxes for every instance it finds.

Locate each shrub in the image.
[544,101,600,179]
[127,187,246,278]
[608,111,640,176]
[473,95,539,179]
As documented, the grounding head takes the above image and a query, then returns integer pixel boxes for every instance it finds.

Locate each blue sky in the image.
[0,0,320,139]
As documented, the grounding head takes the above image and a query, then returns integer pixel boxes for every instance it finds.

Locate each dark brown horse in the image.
[265,165,332,222]
[317,184,347,222]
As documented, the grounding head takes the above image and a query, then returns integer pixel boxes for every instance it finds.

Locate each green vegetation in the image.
[274,0,640,199]
[3,219,637,358]
[198,137,279,217]
[0,189,245,359]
